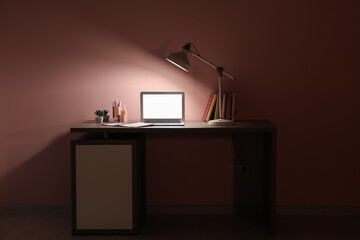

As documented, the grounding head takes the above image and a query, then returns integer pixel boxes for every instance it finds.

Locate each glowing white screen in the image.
[143,94,183,119]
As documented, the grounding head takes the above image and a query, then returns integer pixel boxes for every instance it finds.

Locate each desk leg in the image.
[264,131,276,235]
[139,134,146,218]
[232,131,276,235]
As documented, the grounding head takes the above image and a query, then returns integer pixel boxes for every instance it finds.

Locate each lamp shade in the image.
[166,49,190,72]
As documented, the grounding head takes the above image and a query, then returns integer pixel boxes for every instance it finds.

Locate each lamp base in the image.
[208,119,234,126]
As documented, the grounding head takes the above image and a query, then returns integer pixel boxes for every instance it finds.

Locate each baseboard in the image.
[147,205,234,215]
[0,206,70,215]
[1,205,359,216]
[277,205,360,216]
[147,205,360,216]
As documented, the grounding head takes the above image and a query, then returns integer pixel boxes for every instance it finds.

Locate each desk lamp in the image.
[166,43,236,126]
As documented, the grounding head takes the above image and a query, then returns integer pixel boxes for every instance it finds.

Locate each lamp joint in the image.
[183,43,191,51]
[217,67,223,76]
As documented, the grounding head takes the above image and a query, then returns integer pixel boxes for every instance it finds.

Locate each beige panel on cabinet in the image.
[76,145,133,230]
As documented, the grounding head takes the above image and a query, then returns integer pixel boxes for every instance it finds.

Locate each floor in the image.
[0,208,359,240]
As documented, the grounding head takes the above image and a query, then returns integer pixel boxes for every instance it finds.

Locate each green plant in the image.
[94,110,110,117]
[95,110,104,117]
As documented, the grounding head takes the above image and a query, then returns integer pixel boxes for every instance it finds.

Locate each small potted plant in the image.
[102,110,109,122]
[95,110,105,124]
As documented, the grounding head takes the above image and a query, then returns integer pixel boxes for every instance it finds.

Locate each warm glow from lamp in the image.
[166,59,189,72]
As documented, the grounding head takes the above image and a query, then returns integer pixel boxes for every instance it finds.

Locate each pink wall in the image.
[0,0,359,206]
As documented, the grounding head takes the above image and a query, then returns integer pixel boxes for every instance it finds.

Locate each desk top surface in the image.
[70,120,276,133]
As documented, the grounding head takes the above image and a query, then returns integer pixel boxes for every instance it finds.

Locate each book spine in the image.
[206,94,217,122]
[214,95,219,119]
[231,93,236,121]
[221,92,226,119]
[202,94,214,122]
[225,93,232,120]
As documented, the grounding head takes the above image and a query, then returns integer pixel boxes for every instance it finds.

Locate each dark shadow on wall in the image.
[3,133,74,206]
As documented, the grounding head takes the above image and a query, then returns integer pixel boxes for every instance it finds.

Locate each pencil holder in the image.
[117,111,128,123]
[112,107,120,118]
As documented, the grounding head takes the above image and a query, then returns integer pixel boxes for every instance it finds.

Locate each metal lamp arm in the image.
[182,43,236,119]
[182,43,235,80]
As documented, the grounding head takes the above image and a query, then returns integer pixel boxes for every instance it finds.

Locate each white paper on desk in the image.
[118,122,154,128]
[101,122,119,126]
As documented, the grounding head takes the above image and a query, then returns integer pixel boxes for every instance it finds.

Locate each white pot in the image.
[95,116,103,124]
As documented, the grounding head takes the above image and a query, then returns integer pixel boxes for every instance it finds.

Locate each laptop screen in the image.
[141,92,184,121]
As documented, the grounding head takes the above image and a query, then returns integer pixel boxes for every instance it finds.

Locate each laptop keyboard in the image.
[150,122,184,126]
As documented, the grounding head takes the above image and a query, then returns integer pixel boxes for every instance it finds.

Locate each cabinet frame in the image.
[71,138,141,235]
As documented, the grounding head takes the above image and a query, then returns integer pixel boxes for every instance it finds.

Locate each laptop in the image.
[140,92,185,126]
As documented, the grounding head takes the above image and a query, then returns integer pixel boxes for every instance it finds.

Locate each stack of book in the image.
[202,93,236,122]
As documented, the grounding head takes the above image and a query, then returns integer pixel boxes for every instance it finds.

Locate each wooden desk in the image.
[70,120,276,235]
